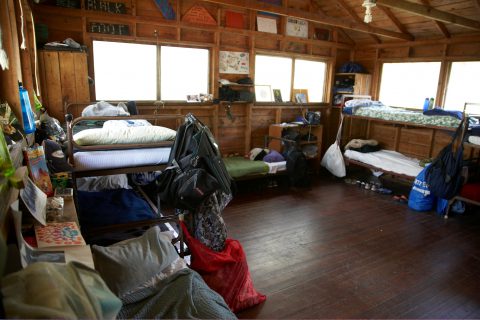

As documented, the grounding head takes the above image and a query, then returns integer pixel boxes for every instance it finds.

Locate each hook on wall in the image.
[225,103,235,122]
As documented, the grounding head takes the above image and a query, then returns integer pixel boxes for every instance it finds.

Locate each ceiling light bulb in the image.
[362,0,376,24]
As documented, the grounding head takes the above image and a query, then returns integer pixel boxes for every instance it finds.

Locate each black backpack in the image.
[285,146,309,187]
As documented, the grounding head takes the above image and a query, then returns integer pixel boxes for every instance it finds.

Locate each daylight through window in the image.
[379,62,441,109]
[93,41,209,101]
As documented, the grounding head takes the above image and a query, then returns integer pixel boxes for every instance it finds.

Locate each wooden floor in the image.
[222,175,480,319]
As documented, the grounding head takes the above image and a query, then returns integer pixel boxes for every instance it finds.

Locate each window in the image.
[255,55,292,102]
[444,61,480,112]
[293,59,327,103]
[93,41,157,101]
[379,62,441,109]
[93,41,209,101]
[255,54,327,102]
[160,46,209,101]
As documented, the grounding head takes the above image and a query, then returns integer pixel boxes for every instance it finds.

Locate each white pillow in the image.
[73,126,176,146]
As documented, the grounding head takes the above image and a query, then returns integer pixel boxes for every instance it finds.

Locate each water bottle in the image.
[428,97,435,110]
[422,98,429,112]
[18,82,36,134]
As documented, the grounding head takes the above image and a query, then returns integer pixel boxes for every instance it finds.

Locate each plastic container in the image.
[18,82,36,134]
[428,97,435,110]
[422,98,430,112]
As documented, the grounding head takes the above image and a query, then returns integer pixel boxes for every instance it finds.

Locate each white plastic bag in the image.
[321,115,346,177]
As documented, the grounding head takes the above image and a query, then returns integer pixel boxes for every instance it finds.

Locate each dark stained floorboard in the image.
[222,176,480,319]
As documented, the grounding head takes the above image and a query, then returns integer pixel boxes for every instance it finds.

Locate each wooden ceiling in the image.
[315,0,480,44]
[203,0,480,45]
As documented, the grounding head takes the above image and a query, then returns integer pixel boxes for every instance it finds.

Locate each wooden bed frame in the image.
[64,112,183,178]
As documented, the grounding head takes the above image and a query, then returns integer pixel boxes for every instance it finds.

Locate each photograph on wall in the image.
[255,85,273,102]
[292,89,309,103]
[257,15,277,34]
[273,89,283,102]
[286,17,308,38]
[219,51,249,74]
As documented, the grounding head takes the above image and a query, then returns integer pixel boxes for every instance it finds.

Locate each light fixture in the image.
[362,0,376,24]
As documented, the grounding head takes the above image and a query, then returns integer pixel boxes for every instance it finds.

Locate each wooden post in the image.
[0,0,22,121]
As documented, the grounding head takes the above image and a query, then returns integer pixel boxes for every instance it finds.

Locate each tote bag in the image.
[321,115,346,177]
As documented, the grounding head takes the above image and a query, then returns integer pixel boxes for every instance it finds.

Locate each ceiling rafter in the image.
[376,6,412,37]
[311,0,355,45]
[334,0,380,44]
[377,0,480,31]
[419,0,450,38]
[200,0,414,40]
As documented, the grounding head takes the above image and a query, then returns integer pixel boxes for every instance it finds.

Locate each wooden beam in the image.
[419,0,450,38]
[377,0,480,31]
[201,0,414,40]
[335,0,381,43]
[361,33,480,49]
[311,0,355,45]
[376,6,412,36]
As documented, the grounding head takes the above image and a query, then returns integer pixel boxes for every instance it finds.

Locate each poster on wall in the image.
[219,51,249,74]
[286,17,308,38]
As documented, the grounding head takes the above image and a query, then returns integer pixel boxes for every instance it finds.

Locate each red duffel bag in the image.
[180,221,266,313]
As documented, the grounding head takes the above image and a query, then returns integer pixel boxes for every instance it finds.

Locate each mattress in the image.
[73,147,171,172]
[344,149,423,177]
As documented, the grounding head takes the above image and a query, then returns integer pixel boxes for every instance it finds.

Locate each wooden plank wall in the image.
[66,101,330,156]
[30,0,480,160]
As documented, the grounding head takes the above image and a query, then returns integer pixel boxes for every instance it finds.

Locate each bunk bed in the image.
[340,97,463,180]
[64,104,184,245]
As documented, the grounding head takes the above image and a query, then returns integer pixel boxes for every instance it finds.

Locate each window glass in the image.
[379,62,441,109]
[255,55,292,102]
[444,61,480,113]
[160,46,209,101]
[294,59,326,102]
[93,41,157,101]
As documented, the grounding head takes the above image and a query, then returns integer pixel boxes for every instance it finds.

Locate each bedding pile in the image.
[343,99,462,128]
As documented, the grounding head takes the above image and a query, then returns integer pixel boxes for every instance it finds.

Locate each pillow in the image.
[81,101,130,117]
[73,126,176,146]
[263,150,285,163]
[91,226,179,298]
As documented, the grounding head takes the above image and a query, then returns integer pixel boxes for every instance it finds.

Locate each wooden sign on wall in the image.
[85,0,126,13]
[88,22,130,35]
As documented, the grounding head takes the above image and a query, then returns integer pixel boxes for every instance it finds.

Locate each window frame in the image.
[254,52,331,103]
[92,40,211,102]
[377,60,442,110]
[443,59,480,112]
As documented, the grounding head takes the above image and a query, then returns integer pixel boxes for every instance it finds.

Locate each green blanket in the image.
[224,157,269,179]
[118,268,237,319]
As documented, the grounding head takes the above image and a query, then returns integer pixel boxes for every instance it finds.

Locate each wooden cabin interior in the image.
[1,0,480,318]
